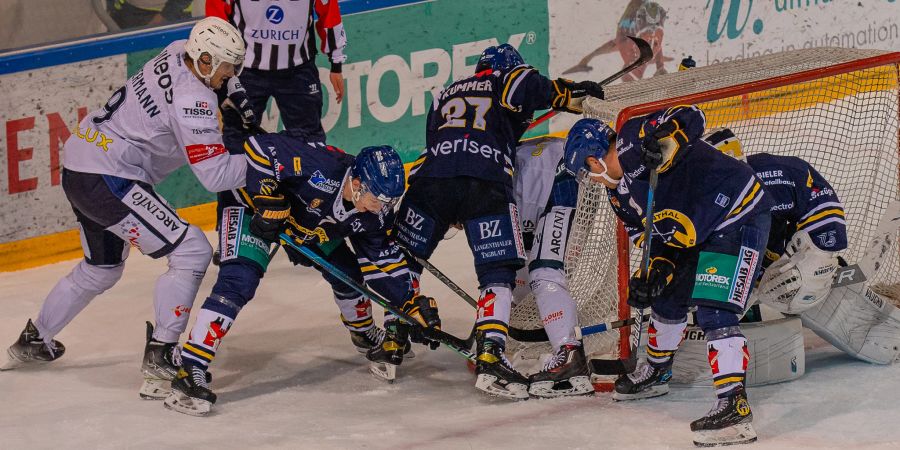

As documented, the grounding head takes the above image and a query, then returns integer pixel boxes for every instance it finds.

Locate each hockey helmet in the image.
[564,118,619,185]
[351,145,406,209]
[703,127,746,162]
[185,17,246,86]
[476,43,525,73]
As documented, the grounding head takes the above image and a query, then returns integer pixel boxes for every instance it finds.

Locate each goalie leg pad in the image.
[801,284,900,364]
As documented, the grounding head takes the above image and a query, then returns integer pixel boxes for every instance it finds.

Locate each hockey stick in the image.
[831,199,900,288]
[526,36,654,131]
[632,167,659,355]
[401,248,478,309]
[279,232,477,361]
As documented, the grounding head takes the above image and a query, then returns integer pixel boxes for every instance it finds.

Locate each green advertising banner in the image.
[127,0,550,208]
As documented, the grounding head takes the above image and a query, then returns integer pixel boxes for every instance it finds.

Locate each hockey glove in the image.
[641,120,689,171]
[224,77,259,131]
[402,295,442,350]
[249,194,291,241]
[627,257,676,309]
[551,78,605,114]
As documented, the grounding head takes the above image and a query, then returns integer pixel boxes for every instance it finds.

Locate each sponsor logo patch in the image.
[186,143,226,164]
[308,170,341,194]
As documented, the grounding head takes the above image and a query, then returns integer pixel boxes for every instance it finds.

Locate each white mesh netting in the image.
[509,48,900,368]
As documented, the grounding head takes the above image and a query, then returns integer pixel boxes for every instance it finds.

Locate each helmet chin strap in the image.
[586,159,620,186]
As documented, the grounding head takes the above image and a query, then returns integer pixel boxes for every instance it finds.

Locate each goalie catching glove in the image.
[641,119,689,172]
[628,257,676,309]
[249,194,291,241]
[757,230,839,314]
[551,78,604,114]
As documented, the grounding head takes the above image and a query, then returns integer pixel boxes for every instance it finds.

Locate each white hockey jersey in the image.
[514,136,566,240]
[63,40,246,193]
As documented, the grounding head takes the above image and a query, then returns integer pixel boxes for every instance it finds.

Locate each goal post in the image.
[509,47,900,385]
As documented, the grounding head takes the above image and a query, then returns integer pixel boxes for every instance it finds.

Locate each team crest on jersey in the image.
[646,209,697,248]
[258,178,278,196]
[308,170,341,194]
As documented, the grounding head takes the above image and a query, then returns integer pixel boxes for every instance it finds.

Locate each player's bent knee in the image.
[529,267,568,294]
[696,306,740,333]
[475,263,518,290]
[651,299,690,322]
[210,263,263,309]
[169,225,213,272]
[76,259,125,294]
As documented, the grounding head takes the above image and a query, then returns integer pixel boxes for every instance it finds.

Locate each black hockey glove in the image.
[627,257,676,309]
[551,78,605,114]
[249,194,291,241]
[402,295,442,350]
[640,120,689,170]
[225,77,260,131]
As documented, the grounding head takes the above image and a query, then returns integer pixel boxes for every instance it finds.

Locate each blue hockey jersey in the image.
[747,153,846,258]
[409,64,556,186]
[240,131,414,303]
[608,105,773,256]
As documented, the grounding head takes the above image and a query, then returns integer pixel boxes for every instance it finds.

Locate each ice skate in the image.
[3,319,65,371]
[528,343,593,398]
[365,323,410,383]
[690,387,757,447]
[164,364,217,417]
[612,361,671,401]
[351,325,414,359]
[474,335,530,400]
[139,322,181,400]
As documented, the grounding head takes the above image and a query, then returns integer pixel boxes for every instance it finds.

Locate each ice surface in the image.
[3,232,900,449]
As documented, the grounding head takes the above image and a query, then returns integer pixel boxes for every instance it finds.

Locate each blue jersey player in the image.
[393,44,604,399]
[164,134,438,416]
[566,107,771,446]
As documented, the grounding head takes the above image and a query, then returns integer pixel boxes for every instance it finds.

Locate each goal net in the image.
[508,47,900,383]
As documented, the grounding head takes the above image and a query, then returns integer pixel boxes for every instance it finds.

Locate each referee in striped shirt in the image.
[208,0,347,143]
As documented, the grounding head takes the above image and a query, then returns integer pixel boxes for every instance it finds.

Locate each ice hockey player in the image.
[394,43,604,399]
[164,138,439,416]
[566,108,771,446]
[706,129,900,364]
[5,18,248,399]
[515,121,623,398]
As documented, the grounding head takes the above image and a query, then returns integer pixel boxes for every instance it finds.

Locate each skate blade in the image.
[368,362,397,383]
[693,422,757,447]
[475,374,529,400]
[139,377,172,400]
[163,391,212,417]
[612,384,670,401]
[357,348,415,359]
[528,376,594,398]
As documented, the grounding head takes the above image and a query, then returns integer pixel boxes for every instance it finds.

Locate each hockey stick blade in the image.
[507,314,652,342]
[278,233,477,361]
[527,36,654,131]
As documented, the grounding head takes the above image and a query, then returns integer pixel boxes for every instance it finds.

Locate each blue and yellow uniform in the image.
[610,105,773,399]
[746,153,847,265]
[181,131,415,370]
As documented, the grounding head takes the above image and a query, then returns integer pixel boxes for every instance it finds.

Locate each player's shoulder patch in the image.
[173,84,219,126]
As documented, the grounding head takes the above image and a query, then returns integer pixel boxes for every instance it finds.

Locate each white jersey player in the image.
[707,129,900,365]
[5,17,247,400]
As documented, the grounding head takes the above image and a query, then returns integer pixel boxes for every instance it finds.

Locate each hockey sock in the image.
[335,293,374,332]
[153,226,211,343]
[532,279,579,348]
[181,297,239,369]
[35,260,125,344]
[646,313,688,368]
[705,326,749,398]
[476,285,513,345]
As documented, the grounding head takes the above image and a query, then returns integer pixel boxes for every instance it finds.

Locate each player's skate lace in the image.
[542,345,570,371]
[189,365,210,389]
[365,326,385,346]
[704,397,729,417]
[628,362,657,383]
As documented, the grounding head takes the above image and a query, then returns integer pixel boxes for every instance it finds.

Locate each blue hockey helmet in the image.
[564,118,616,176]
[351,145,405,208]
[475,43,525,73]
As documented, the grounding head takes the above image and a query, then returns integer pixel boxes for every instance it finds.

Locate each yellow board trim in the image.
[0,202,218,272]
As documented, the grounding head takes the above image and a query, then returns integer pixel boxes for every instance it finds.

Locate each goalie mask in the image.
[757,230,839,314]
[703,128,747,162]
[564,118,619,186]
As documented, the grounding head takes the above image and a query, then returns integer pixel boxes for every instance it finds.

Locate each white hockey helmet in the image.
[185,17,245,86]
[703,127,746,162]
